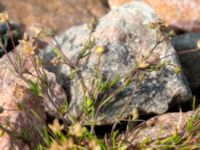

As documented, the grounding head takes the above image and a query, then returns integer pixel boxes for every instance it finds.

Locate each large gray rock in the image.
[42,1,191,124]
[171,33,200,90]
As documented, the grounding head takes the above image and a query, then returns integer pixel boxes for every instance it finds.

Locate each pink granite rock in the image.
[0,54,46,149]
[0,50,67,149]
[124,110,199,148]
[108,0,200,33]
[0,0,108,33]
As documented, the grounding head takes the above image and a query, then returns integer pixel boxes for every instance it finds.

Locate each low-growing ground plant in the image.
[0,11,199,150]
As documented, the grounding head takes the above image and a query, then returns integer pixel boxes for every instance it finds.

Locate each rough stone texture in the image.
[0,51,67,149]
[0,54,45,150]
[108,0,200,33]
[42,2,191,125]
[125,111,198,147]
[171,33,200,90]
[0,0,108,33]
[24,67,68,116]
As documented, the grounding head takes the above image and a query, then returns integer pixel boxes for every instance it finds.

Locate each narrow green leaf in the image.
[51,47,62,58]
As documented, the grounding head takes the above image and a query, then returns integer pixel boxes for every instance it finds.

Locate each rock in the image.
[171,33,200,51]
[0,0,108,33]
[0,54,46,149]
[124,111,198,147]
[1,49,67,116]
[108,0,132,9]
[171,33,200,90]
[42,1,191,125]
[0,86,45,150]
[0,50,67,149]
[108,0,200,33]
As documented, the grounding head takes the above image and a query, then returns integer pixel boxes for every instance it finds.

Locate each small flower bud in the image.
[96,45,105,55]
[0,11,9,23]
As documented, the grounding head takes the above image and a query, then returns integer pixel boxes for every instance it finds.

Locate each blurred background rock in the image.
[0,0,109,33]
[1,0,200,34]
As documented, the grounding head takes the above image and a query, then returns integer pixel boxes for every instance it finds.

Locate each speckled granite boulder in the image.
[42,2,191,124]
[109,0,200,33]
[1,51,67,116]
[0,53,46,150]
[124,110,197,147]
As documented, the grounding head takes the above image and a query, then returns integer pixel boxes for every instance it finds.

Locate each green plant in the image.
[0,11,199,150]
